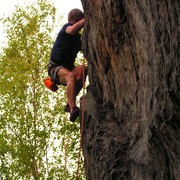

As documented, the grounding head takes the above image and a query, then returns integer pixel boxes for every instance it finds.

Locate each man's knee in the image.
[77,65,87,75]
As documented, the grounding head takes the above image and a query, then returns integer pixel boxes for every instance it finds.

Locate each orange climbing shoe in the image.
[44,78,58,92]
[70,107,80,122]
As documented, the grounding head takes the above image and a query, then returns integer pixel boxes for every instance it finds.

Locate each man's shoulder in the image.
[60,23,72,32]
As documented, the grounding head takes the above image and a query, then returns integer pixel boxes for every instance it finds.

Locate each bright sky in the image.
[0,0,83,45]
[0,0,83,17]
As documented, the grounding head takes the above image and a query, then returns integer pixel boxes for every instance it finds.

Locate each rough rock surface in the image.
[81,0,180,179]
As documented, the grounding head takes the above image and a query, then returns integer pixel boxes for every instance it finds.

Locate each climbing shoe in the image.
[70,107,80,122]
[64,104,70,112]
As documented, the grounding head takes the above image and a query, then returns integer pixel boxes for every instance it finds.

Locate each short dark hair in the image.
[68,9,84,23]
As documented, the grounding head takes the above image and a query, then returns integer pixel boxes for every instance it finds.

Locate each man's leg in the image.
[57,67,77,112]
[57,65,87,122]
[72,65,87,97]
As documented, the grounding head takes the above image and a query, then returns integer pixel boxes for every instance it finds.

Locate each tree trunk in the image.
[80,0,180,179]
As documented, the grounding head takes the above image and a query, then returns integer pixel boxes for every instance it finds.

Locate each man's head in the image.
[68,9,84,24]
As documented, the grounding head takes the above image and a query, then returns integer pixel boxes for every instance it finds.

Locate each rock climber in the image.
[44,8,87,122]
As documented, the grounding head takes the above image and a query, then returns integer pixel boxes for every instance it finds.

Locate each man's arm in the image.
[66,19,85,34]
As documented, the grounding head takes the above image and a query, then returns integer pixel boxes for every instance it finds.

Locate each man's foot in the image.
[64,104,70,112]
[70,107,80,122]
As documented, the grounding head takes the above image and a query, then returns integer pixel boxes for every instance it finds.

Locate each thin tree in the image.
[0,0,85,179]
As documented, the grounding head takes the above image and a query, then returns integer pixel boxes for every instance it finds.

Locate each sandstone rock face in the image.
[81,0,179,179]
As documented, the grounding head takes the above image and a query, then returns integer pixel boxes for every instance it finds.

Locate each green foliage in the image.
[0,0,85,179]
